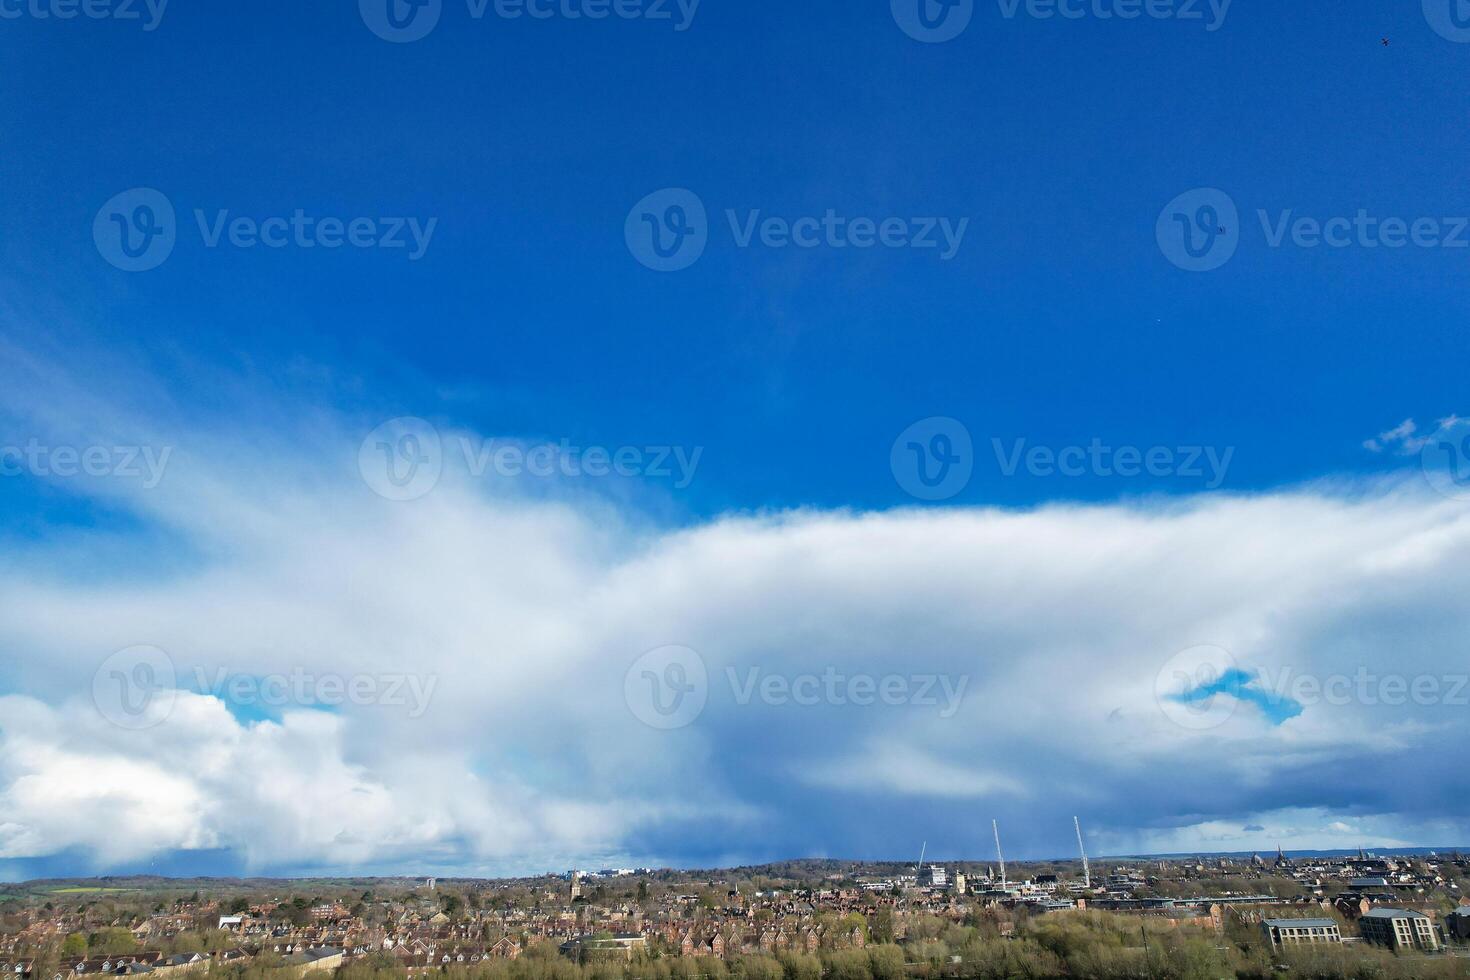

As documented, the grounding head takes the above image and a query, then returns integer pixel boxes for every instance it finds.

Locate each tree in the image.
[778,952,821,980]
[31,944,60,980]
[867,945,904,980]
[90,928,139,955]
[733,956,783,980]
[61,934,87,957]
[867,909,895,945]
[825,949,871,980]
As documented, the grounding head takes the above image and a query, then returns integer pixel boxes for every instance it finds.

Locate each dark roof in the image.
[1362,908,1428,920]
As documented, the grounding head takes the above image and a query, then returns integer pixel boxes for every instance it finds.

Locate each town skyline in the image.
[4,847,1469,979]
[10,845,1470,885]
[16,843,1470,887]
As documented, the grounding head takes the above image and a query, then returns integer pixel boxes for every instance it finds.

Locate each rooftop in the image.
[1362,908,1429,920]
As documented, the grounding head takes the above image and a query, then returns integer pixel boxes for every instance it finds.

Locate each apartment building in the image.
[1260,918,1342,948]
[1358,908,1440,951]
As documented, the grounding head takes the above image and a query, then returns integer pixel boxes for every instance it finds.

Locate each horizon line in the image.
[7,845,1466,887]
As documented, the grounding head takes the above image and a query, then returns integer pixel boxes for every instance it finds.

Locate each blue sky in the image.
[1,0,1469,879]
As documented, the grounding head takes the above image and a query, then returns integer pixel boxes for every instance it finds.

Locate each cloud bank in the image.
[1,342,1468,877]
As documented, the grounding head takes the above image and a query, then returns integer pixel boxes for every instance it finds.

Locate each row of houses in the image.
[0,952,224,980]
[0,946,350,980]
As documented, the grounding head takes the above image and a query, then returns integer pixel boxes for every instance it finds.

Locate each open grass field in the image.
[46,887,137,895]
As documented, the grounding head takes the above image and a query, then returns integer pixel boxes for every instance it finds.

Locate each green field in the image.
[47,887,137,895]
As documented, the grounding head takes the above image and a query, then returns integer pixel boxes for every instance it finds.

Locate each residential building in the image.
[1359,908,1440,951]
[280,947,344,977]
[917,866,947,888]
[1260,918,1343,948]
[1446,906,1470,942]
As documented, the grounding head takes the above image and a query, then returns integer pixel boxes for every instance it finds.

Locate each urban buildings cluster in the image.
[1,848,1467,979]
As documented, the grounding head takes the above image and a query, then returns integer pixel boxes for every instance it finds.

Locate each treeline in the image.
[35,910,1470,980]
[313,912,1470,980]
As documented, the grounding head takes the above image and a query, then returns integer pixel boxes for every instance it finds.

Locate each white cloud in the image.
[1365,415,1467,455]
[801,742,1027,799]
[1,348,1469,871]
[0,691,687,873]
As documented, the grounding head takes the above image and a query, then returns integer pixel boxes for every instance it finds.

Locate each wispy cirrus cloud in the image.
[1364,415,1466,454]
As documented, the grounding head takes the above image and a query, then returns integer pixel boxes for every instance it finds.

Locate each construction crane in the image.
[993,820,1006,889]
[1074,817,1091,890]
